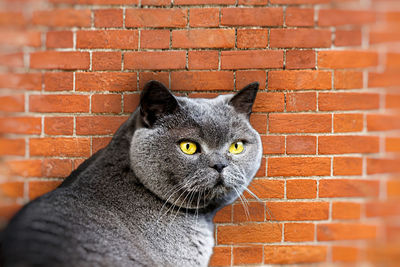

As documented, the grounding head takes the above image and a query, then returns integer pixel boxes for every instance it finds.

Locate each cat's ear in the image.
[228,82,259,118]
[140,80,179,127]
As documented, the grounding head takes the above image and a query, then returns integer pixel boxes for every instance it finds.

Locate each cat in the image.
[1,80,263,267]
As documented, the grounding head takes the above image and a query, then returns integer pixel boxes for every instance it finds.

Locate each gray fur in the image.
[1,81,262,267]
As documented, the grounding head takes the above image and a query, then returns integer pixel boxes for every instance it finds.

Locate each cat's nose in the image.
[212,163,227,173]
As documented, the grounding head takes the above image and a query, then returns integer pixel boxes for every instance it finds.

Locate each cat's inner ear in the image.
[140,80,179,127]
[228,82,259,118]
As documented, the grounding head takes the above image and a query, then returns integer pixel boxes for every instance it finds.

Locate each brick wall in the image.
[0,0,400,265]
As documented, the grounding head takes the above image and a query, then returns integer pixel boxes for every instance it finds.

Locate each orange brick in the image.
[76,73,137,92]
[92,52,122,71]
[233,246,263,265]
[0,181,24,198]
[0,138,25,156]
[387,179,400,198]
[0,73,42,91]
[0,204,22,220]
[369,71,400,88]
[29,95,90,113]
[92,137,112,154]
[171,71,233,91]
[189,8,219,27]
[256,156,267,178]
[237,29,268,48]
[28,180,62,200]
[386,94,400,110]
[335,30,362,47]
[286,92,316,111]
[287,136,316,155]
[266,202,329,221]
[221,50,283,69]
[217,223,282,244]
[44,117,74,135]
[0,95,24,112]
[286,50,315,69]
[76,116,128,135]
[188,51,218,70]
[269,114,331,133]
[221,8,283,26]
[318,136,379,154]
[140,30,170,49]
[209,247,231,267]
[44,72,73,91]
[320,92,379,111]
[244,179,284,199]
[42,159,72,178]
[123,94,140,113]
[366,200,400,218]
[141,0,170,5]
[318,50,378,69]
[270,29,331,48]
[94,9,123,27]
[318,9,376,26]
[286,179,317,199]
[284,223,315,241]
[334,71,363,89]
[334,114,364,133]
[47,0,139,3]
[367,114,400,132]
[367,158,400,175]
[213,205,231,223]
[32,9,91,27]
[77,30,138,49]
[332,202,361,220]
[332,246,360,262]
[261,136,285,154]
[30,138,90,157]
[0,52,24,68]
[125,51,186,70]
[268,70,332,90]
[138,72,169,90]
[268,157,331,177]
[92,94,121,114]
[253,92,284,112]
[317,223,376,241]
[5,159,42,178]
[233,202,264,222]
[333,157,363,176]
[30,51,90,70]
[125,9,187,28]
[238,0,268,4]
[319,179,379,198]
[264,246,327,264]
[46,31,73,48]
[286,8,314,27]
[175,0,234,4]
[236,70,266,90]
[386,137,400,152]
[250,114,267,134]
[0,117,41,135]
[386,52,400,71]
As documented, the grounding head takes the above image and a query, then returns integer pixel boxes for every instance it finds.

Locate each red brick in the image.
[236,71,266,90]
[317,223,376,241]
[318,51,378,69]
[42,159,72,178]
[0,52,24,68]
[366,200,400,218]
[0,138,25,156]
[334,113,363,133]
[287,136,316,155]
[335,30,362,47]
[138,72,169,91]
[92,52,122,71]
[0,73,41,91]
[221,50,283,69]
[369,71,400,88]
[264,246,327,264]
[76,116,128,135]
[221,8,283,26]
[32,9,91,27]
[44,72,73,91]
[188,51,218,70]
[0,204,22,220]
[318,136,379,154]
[334,71,363,89]
[213,205,231,223]
[261,136,285,154]
[77,30,138,49]
[284,223,315,241]
[367,114,400,131]
[189,8,219,27]
[92,94,122,114]
[387,180,400,198]
[286,50,315,69]
[94,9,123,27]
[319,179,379,198]
[140,30,170,49]
[175,0,234,4]
[46,31,73,48]
[172,29,234,49]
[209,247,231,267]
[125,9,187,28]
[318,9,376,26]
[0,182,24,198]
[286,8,314,27]
[286,179,317,199]
[125,51,186,70]
[4,159,41,178]
[269,114,331,133]
[29,138,90,157]
[286,92,316,112]
[386,52,400,70]
[233,246,263,265]
[270,29,331,48]
[30,51,90,70]
[0,30,41,48]
[253,92,284,112]
[0,11,27,28]
[29,95,89,113]
[333,157,363,176]
[238,0,268,4]
[386,94,400,110]
[332,202,361,220]
[266,202,328,221]
[367,158,400,175]
[268,157,331,177]
[233,202,264,222]
[256,158,267,177]
[171,71,233,91]
[28,180,62,200]
[92,137,112,154]
[386,137,400,153]
[0,117,41,135]
[124,94,141,113]
[332,246,360,262]
[245,179,284,199]
[0,95,24,112]
[217,223,282,244]
[49,0,139,3]
[237,29,268,48]
[44,117,73,136]
[319,93,379,111]
[268,70,332,90]
[76,73,137,92]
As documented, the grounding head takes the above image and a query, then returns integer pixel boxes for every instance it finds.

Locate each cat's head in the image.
[130,81,262,211]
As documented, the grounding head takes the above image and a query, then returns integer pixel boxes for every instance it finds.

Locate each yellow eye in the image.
[229,141,244,154]
[180,141,197,155]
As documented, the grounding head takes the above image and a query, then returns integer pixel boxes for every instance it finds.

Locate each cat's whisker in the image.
[233,187,250,221]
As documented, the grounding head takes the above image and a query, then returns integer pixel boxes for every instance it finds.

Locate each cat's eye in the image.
[180,141,197,155]
[229,141,244,154]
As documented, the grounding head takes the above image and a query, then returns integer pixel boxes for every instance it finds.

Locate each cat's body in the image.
[1,81,262,267]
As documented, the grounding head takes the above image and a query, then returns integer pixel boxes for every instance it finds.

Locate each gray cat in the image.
[1,81,262,267]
